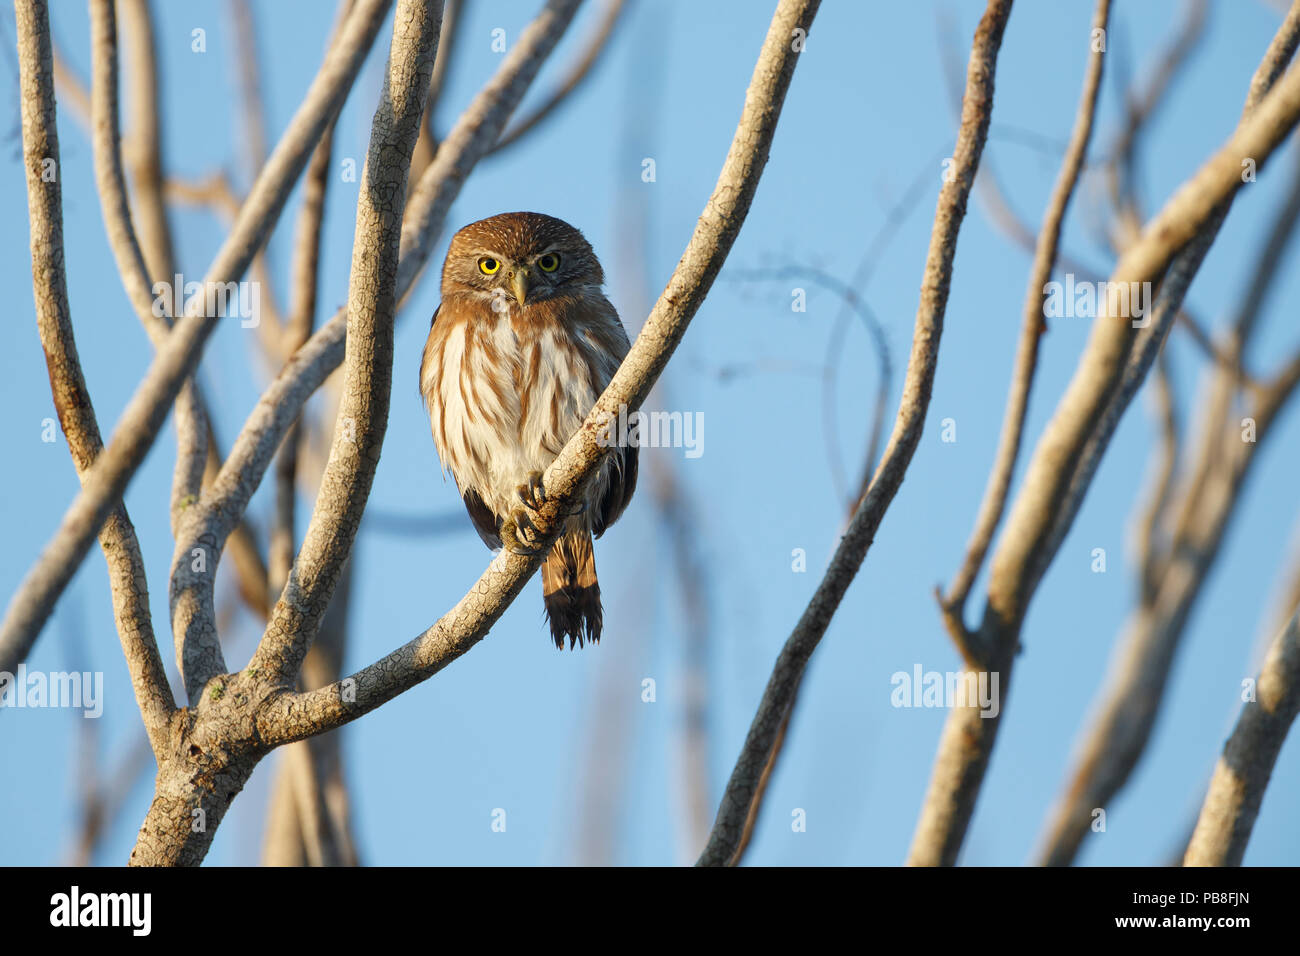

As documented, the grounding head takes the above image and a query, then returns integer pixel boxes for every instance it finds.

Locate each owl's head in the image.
[441,211,604,307]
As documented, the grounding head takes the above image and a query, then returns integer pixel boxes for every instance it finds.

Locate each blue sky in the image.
[1,0,1298,866]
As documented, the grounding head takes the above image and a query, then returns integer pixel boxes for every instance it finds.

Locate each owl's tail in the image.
[541,529,602,649]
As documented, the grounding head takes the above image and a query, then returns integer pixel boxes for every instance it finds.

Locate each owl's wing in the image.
[584,301,638,538]
[462,487,503,550]
[593,443,638,538]
[419,304,442,400]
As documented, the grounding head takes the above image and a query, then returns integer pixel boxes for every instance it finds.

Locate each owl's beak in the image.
[510,267,530,306]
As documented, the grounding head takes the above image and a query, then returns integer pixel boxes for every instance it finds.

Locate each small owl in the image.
[419,212,638,649]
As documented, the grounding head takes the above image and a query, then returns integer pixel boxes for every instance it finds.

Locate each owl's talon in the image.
[516,471,547,511]
[500,514,545,557]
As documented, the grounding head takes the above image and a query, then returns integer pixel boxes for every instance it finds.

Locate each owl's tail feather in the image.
[542,530,602,649]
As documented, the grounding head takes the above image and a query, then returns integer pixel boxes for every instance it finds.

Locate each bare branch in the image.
[697,0,1012,868]
[1107,0,1209,215]
[488,0,627,155]
[245,0,448,686]
[262,561,360,867]
[411,0,461,184]
[118,0,176,285]
[205,435,271,620]
[1034,125,1300,872]
[225,0,300,345]
[909,15,1300,866]
[646,452,714,858]
[9,0,176,752]
[51,40,91,128]
[89,0,211,540]
[726,674,799,866]
[128,0,440,867]
[89,0,168,342]
[940,0,1111,661]
[0,0,397,679]
[425,0,463,121]
[1229,138,1300,346]
[229,0,270,178]
[270,3,351,601]
[1135,347,1180,604]
[118,1,219,528]
[1033,300,1300,870]
[1184,605,1300,865]
[957,13,1231,384]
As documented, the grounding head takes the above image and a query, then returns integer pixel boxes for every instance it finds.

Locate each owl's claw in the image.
[500,512,545,557]
[513,470,582,524]
[516,471,546,511]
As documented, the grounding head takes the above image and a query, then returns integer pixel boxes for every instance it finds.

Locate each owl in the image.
[419,212,638,649]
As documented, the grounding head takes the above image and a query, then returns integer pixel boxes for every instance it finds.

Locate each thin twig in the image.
[229,0,270,178]
[939,0,1111,664]
[412,0,462,181]
[725,265,892,515]
[487,0,628,155]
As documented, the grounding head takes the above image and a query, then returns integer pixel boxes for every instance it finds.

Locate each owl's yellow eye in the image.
[537,253,560,273]
[478,257,500,275]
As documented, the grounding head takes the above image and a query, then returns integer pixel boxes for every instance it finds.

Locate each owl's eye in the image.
[478,257,500,275]
[537,253,560,273]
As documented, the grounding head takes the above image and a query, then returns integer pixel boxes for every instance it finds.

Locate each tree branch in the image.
[89,0,212,547]
[940,0,1110,664]
[128,0,440,867]
[411,0,461,184]
[246,0,445,692]
[487,0,627,155]
[10,0,176,754]
[908,13,1300,866]
[1135,347,1180,604]
[696,0,1012,867]
[1184,605,1300,865]
[0,0,397,682]
[270,3,350,602]
[229,0,271,179]
[115,0,215,528]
